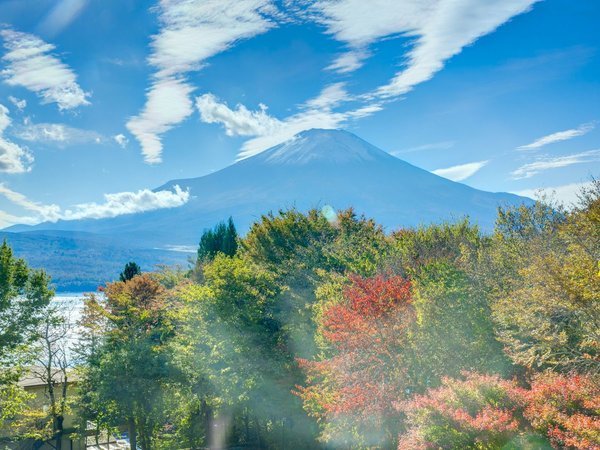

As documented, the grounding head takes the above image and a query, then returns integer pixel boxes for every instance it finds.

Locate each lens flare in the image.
[321,204,337,223]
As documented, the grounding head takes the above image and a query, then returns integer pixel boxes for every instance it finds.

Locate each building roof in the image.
[18,367,79,388]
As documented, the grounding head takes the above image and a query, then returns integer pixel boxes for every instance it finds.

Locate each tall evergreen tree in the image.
[197,217,238,261]
[119,261,141,282]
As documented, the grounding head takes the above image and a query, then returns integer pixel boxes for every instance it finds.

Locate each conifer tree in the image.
[197,217,238,261]
[119,261,141,282]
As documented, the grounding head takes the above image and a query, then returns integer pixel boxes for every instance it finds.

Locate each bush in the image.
[524,372,600,450]
[397,372,527,450]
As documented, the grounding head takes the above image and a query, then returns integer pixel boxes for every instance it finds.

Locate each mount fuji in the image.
[2,129,532,289]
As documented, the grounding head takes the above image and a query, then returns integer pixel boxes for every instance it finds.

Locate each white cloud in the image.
[0,104,33,173]
[196,93,282,137]
[313,0,539,98]
[512,181,595,207]
[0,210,40,228]
[326,50,369,73]
[13,122,103,146]
[113,133,129,148]
[432,160,488,181]
[127,78,194,163]
[0,184,190,227]
[0,183,61,222]
[517,122,595,150]
[8,96,26,111]
[237,107,349,158]
[197,82,381,159]
[511,150,600,179]
[0,28,89,110]
[196,83,354,143]
[61,185,190,220]
[200,1,540,158]
[127,0,276,163]
[303,82,350,110]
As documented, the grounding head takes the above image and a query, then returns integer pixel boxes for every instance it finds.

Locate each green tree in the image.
[0,240,53,428]
[178,254,320,448]
[491,184,600,375]
[0,240,53,361]
[412,262,510,385]
[12,303,77,449]
[197,217,238,262]
[119,261,141,282]
[78,274,180,450]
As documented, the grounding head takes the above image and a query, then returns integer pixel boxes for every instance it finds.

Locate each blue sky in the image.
[0,0,598,227]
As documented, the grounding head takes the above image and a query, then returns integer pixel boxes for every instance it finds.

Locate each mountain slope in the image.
[0,230,189,291]
[7,128,532,252]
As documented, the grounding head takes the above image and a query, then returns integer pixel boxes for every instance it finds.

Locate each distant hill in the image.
[0,230,190,292]
[4,129,533,289]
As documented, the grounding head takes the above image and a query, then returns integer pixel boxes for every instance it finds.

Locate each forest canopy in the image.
[1,182,599,450]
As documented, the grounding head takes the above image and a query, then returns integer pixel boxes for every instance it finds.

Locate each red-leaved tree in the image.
[295,274,415,448]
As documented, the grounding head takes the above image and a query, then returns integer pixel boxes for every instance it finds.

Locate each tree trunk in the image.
[244,411,250,444]
[129,417,137,450]
[202,399,213,448]
[54,414,64,450]
[55,370,68,450]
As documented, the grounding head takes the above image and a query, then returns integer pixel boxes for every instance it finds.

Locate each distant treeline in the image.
[0,231,189,291]
[1,181,599,450]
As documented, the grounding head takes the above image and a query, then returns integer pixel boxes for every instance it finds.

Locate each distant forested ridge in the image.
[0,230,189,291]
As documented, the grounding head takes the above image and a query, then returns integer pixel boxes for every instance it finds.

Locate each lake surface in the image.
[52,292,87,324]
[51,293,99,353]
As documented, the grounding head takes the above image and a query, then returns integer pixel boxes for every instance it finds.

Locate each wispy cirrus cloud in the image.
[391,141,455,156]
[326,49,369,73]
[197,1,540,157]
[516,122,595,150]
[303,82,350,110]
[13,121,104,146]
[0,183,190,228]
[127,0,277,164]
[0,183,61,222]
[432,160,488,181]
[511,149,600,179]
[313,0,541,100]
[0,104,33,174]
[0,28,89,110]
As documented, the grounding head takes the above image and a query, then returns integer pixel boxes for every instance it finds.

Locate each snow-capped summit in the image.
[254,129,394,166]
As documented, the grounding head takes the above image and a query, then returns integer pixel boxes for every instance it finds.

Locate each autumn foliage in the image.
[396,371,600,450]
[524,372,600,450]
[396,372,524,449]
[296,274,415,445]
